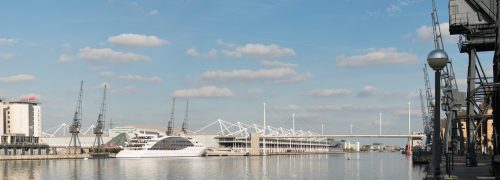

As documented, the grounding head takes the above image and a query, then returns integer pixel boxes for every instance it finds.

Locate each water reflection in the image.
[0,152,426,179]
[1,160,42,180]
[407,155,412,180]
[71,159,78,180]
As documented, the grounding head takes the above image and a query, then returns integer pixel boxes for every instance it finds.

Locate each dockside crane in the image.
[68,81,83,154]
[166,98,176,136]
[430,0,465,153]
[419,89,431,149]
[181,99,189,135]
[423,64,434,147]
[92,84,107,154]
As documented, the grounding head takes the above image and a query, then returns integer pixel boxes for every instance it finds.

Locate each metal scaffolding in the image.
[448,0,497,167]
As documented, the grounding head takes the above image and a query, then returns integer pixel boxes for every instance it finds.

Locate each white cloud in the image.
[386,4,402,13]
[269,104,302,111]
[172,86,235,98]
[309,104,390,113]
[118,74,162,83]
[386,0,423,14]
[261,60,297,68]
[416,22,458,43]
[336,48,418,67]
[0,52,14,61]
[0,38,16,45]
[405,91,420,100]
[308,88,352,97]
[186,47,217,59]
[309,104,354,112]
[0,74,35,83]
[395,106,421,120]
[99,71,115,77]
[149,10,159,16]
[216,39,236,48]
[96,82,139,94]
[358,85,377,97]
[222,43,296,58]
[58,54,74,63]
[111,86,140,94]
[108,33,168,47]
[77,47,151,63]
[247,88,265,95]
[97,82,111,89]
[357,85,408,99]
[200,68,311,83]
[186,48,198,56]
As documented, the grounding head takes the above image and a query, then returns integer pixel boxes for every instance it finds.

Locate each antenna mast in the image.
[68,81,83,154]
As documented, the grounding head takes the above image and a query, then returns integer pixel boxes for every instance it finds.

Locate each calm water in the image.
[1,152,426,180]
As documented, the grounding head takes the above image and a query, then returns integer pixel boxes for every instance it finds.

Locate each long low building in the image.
[41,136,112,148]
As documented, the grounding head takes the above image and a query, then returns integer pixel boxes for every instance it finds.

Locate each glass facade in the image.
[149,137,194,150]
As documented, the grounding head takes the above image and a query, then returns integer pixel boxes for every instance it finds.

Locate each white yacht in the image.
[116,133,207,158]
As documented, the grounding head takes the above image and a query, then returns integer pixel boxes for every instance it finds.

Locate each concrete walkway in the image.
[427,155,496,179]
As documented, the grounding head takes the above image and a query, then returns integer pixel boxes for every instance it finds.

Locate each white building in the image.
[0,99,41,137]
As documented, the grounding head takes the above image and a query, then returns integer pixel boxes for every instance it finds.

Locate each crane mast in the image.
[419,89,429,135]
[424,65,434,118]
[92,84,107,153]
[430,0,465,154]
[423,64,434,145]
[166,98,176,136]
[181,99,189,135]
[68,81,83,154]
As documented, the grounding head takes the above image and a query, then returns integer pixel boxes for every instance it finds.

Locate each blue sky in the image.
[0,0,490,145]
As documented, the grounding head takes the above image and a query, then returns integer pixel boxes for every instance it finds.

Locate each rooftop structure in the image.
[449,0,497,52]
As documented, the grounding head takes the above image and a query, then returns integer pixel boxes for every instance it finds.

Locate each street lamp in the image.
[427,49,448,178]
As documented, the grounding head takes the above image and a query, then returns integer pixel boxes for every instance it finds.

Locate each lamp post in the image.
[427,49,448,178]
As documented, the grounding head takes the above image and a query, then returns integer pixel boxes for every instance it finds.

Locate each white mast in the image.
[379,113,382,135]
[263,102,266,155]
[408,101,411,135]
[292,113,295,135]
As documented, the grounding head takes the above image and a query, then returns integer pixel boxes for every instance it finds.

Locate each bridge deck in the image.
[262,135,425,138]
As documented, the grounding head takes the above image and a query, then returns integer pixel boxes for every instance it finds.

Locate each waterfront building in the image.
[0,98,41,137]
[0,98,48,155]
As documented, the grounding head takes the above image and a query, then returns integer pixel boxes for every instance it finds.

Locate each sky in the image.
[0,0,492,145]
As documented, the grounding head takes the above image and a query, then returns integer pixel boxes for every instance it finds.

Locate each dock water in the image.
[0,154,90,160]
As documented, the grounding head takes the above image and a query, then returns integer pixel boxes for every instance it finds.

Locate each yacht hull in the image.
[116,146,207,158]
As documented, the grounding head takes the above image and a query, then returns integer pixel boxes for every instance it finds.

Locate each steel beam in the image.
[467,49,479,166]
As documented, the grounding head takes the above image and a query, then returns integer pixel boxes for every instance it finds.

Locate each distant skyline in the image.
[0,0,491,145]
